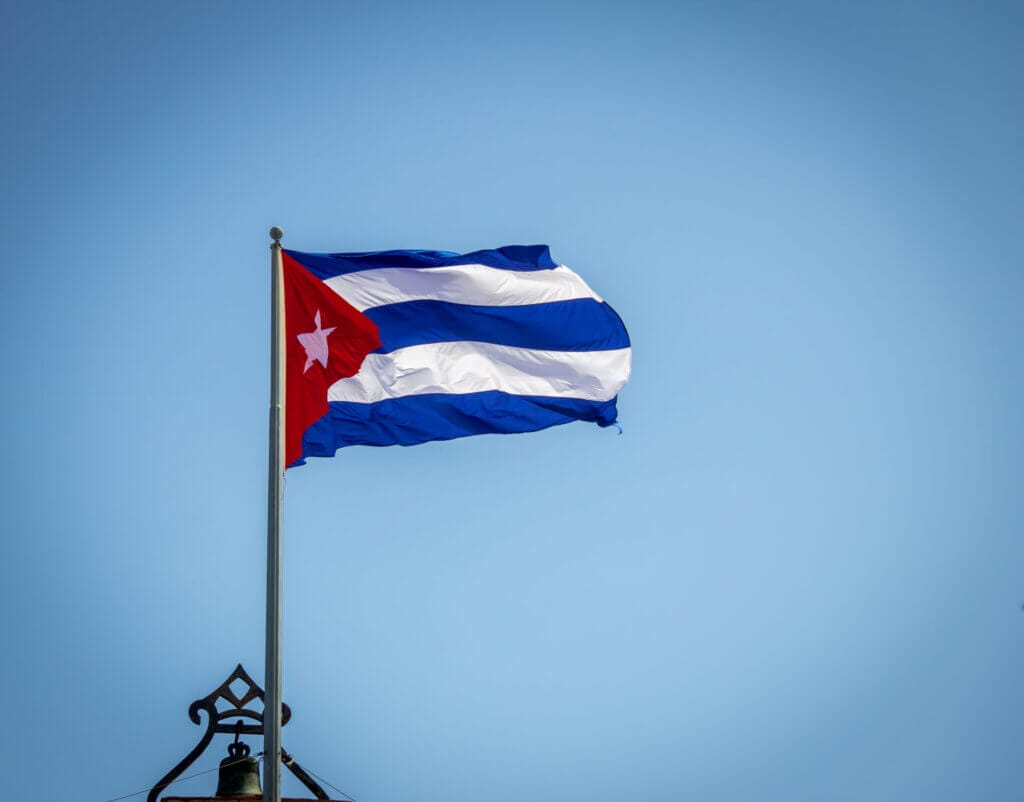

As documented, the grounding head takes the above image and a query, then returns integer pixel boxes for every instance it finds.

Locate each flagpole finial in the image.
[269,226,284,242]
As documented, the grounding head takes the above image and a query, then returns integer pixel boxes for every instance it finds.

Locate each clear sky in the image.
[2,2,1022,801]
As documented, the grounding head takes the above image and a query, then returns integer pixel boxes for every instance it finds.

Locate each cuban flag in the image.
[282,245,631,467]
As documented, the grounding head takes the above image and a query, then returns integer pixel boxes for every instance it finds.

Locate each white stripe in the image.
[324,264,602,312]
[327,342,631,404]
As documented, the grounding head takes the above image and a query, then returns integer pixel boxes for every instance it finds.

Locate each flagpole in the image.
[265,225,285,802]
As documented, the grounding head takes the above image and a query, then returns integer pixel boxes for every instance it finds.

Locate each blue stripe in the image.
[363,299,631,354]
[291,392,619,461]
[284,245,557,279]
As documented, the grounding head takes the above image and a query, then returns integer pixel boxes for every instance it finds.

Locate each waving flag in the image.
[282,245,631,467]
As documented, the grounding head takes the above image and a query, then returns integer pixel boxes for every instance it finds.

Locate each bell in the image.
[215,737,262,797]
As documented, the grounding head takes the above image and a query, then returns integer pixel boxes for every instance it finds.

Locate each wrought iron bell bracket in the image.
[147,663,329,801]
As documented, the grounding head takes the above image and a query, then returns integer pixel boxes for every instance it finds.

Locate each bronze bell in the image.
[215,736,262,797]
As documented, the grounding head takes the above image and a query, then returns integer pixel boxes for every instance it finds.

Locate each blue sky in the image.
[2,2,1022,801]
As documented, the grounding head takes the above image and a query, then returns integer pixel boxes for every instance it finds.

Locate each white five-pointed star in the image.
[297,310,336,373]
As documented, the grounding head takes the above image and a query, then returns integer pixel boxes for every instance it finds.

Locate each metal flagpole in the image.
[265,225,286,802]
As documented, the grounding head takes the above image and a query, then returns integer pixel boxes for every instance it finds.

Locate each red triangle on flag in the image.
[282,252,381,467]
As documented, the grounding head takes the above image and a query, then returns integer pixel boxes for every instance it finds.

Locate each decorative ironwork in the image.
[148,664,329,801]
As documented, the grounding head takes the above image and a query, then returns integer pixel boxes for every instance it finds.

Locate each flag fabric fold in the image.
[282,245,631,467]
